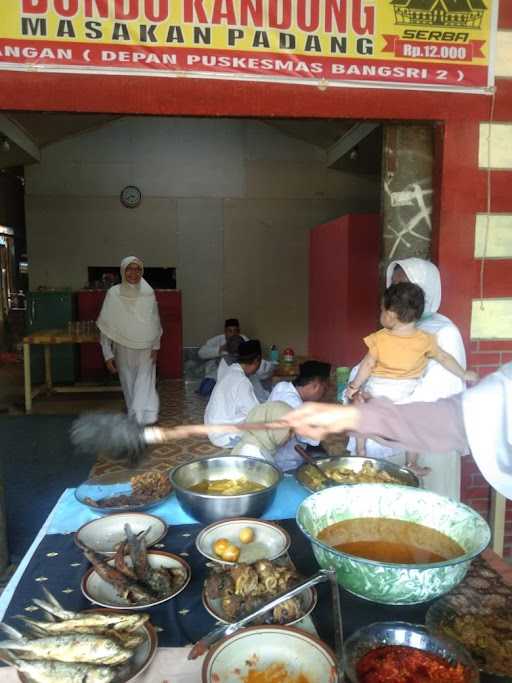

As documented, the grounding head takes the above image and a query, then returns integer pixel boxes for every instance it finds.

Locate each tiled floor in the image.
[91,380,225,477]
[91,379,348,477]
[0,362,348,477]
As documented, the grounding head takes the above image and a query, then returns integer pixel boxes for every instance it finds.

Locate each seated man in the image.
[197,318,246,396]
[268,360,331,471]
[199,318,245,377]
[198,318,274,400]
[204,339,263,448]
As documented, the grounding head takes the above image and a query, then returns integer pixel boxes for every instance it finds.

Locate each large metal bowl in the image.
[344,621,479,682]
[169,456,283,524]
[295,455,419,492]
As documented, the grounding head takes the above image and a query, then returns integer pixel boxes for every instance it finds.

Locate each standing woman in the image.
[97,257,162,425]
[386,257,467,499]
[347,258,466,500]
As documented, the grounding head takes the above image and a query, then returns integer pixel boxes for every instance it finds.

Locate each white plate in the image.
[12,609,158,683]
[82,551,191,610]
[75,512,167,555]
[202,585,317,627]
[202,625,337,683]
[195,518,291,566]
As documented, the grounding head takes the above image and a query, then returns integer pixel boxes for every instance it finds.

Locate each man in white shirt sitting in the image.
[198,319,245,379]
[198,319,274,400]
[204,339,263,448]
[269,360,331,471]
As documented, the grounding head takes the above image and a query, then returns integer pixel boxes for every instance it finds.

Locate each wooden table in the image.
[23,328,121,413]
[0,482,510,682]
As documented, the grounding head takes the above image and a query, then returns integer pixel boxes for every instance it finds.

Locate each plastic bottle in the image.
[282,347,295,363]
[270,344,279,363]
[336,366,351,403]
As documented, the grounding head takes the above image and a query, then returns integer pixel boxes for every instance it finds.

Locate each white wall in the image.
[25,117,380,350]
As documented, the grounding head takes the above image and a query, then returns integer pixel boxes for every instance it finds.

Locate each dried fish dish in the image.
[83,471,172,510]
[82,524,190,608]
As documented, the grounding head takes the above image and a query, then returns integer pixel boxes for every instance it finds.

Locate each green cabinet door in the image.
[25,292,77,384]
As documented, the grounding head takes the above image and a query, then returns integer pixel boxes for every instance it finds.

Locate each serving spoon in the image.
[294,445,339,488]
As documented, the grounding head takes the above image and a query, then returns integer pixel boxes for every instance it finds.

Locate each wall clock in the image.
[120,185,142,208]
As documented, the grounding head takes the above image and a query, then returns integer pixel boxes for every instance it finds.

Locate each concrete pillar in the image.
[381,125,434,279]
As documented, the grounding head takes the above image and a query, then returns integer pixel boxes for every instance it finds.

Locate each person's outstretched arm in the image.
[281,396,468,455]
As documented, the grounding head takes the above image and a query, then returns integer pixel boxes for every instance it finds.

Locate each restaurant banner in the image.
[0,1,499,92]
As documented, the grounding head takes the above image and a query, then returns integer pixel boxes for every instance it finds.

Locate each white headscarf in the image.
[463,363,512,499]
[97,257,162,349]
[386,257,441,315]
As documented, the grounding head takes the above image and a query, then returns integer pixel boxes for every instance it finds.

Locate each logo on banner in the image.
[383,0,489,64]
[390,0,486,29]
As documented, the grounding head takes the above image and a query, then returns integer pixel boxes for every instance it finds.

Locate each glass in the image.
[336,366,351,403]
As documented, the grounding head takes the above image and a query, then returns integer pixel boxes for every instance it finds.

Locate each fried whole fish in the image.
[18,611,149,636]
[84,549,155,604]
[2,652,117,683]
[0,632,132,665]
[124,523,181,596]
[124,524,149,581]
[33,587,151,632]
[114,540,138,581]
[32,587,76,621]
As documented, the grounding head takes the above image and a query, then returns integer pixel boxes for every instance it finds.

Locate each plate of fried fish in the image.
[203,558,316,626]
[0,588,157,682]
[81,523,190,609]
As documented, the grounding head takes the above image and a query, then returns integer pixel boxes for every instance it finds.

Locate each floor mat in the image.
[0,415,96,561]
